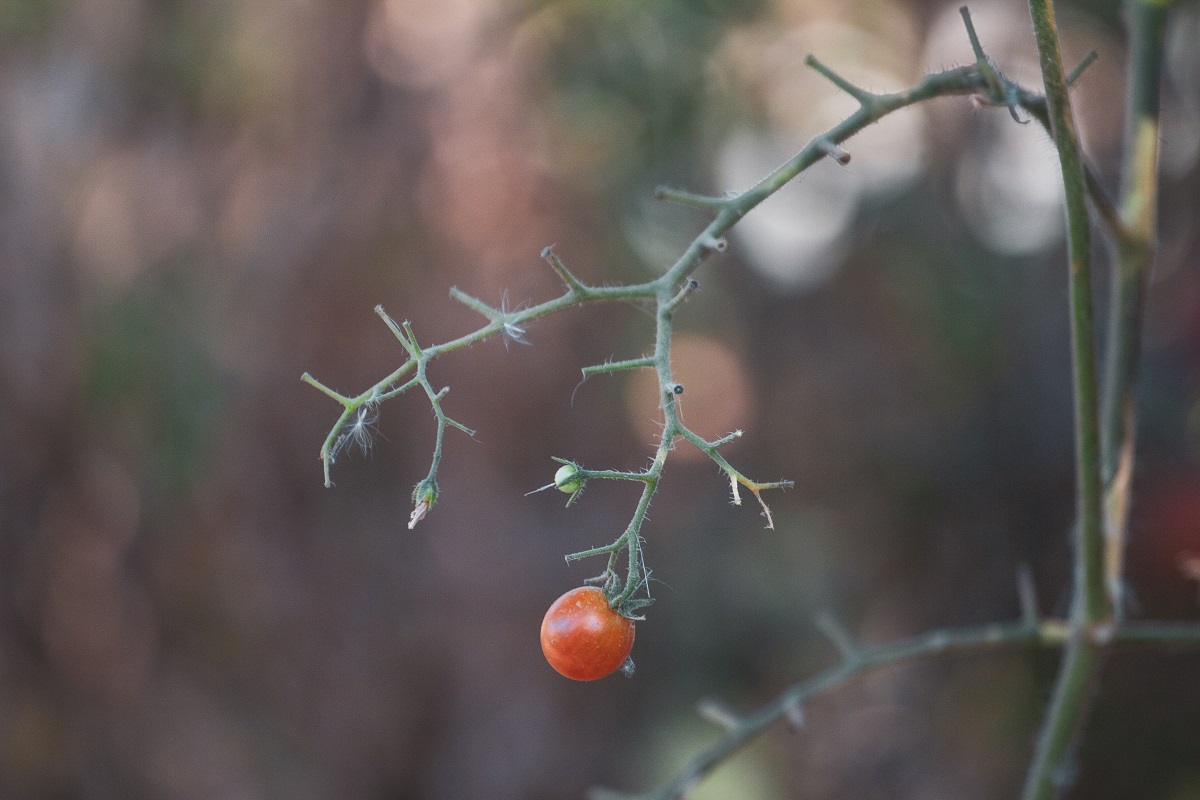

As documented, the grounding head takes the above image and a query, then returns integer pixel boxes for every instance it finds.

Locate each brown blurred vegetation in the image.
[1,0,1198,798]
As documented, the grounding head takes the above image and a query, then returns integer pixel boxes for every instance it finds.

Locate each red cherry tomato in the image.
[540,586,635,681]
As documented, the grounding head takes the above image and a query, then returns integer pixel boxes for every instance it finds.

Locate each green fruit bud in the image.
[409,477,439,529]
[554,464,584,494]
[412,477,439,507]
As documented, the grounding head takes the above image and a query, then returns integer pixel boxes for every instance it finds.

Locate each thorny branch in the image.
[303,2,1190,794]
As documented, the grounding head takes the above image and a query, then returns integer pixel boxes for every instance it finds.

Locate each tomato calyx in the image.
[408,477,438,529]
[585,569,654,621]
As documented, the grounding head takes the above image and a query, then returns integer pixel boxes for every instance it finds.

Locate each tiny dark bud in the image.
[688,279,700,290]
[672,384,684,395]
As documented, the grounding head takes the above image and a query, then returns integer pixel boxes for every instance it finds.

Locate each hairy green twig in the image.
[298,0,1197,792]
[584,6,1185,797]
[586,619,1200,800]
[303,53,1016,567]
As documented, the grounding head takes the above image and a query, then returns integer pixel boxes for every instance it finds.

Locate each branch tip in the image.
[1067,50,1098,85]
[654,186,729,210]
[541,245,586,292]
[697,699,742,732]
[301,372,352,405]
[785,700,806,731]
[816,138,852,165]
[1017,563,1039,625]
[805,54,875,105]
[581,356,656,378]
[959,6,987,63]
[449,286,501,322]
[816,612,859,662]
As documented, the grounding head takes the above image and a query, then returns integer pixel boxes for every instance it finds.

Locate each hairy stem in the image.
[587,620,1200,800]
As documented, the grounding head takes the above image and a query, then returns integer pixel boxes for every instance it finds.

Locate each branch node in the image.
[815,138,852,165]
[665,277,702,313]
[959,6,1008,105]
[700,236,727,256]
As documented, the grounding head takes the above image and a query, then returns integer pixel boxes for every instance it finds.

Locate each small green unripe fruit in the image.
[554,464,584,494]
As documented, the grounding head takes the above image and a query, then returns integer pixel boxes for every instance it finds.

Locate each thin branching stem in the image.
[587,619,1200,800]
[300,5,1198,794]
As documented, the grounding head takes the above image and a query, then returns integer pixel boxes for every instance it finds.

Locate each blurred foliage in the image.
[0,0,63,44]
[85,268,225,492]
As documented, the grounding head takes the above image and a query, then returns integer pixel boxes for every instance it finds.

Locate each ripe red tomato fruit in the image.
[540,586,635,681]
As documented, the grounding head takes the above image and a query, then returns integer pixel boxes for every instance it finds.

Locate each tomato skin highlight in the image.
[540,586,636,681]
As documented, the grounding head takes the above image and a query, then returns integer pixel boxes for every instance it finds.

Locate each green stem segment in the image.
[1101,0,1167,614]
[1027,0,1110,629]
[1022,0,1139,794]
[588,620,1200,800]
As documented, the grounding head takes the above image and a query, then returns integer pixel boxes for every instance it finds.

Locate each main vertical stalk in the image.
[1022,0,1115,796]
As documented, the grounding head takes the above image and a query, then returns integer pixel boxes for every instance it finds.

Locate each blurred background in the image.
[1,0,1199,797]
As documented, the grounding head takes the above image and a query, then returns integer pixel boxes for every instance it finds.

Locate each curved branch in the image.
[587,620,1200,800]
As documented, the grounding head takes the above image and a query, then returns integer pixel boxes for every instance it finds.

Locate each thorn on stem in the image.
[815,611,859,662]
[959,6,987,62]
[1017,563,1039,624]
[697,699,741,732]
[540,245,585,293]
[653,186,729,210]
[804,54,875,106]
[785,699,806,732]
[816,138,852,165]
[1067,50,1099,85]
